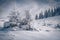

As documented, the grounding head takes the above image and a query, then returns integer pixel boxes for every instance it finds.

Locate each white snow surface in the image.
[0,31,60,40]
[30,16,60,31]
[0,16,60,40]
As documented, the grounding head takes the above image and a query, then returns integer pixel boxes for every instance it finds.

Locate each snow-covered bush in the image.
[55,24,60,29]
[4,22,10,28]
[1,10,34,31]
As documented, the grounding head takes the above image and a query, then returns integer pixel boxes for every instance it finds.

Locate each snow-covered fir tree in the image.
[35,14,38,20]
[3,9,33,31]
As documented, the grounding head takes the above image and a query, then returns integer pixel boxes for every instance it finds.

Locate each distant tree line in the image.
[35,7,60,19]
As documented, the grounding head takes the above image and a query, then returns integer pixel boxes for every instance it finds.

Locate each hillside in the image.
[30,15,60,31]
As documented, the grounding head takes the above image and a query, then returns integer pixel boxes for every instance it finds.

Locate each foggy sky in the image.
[0,0,60,19]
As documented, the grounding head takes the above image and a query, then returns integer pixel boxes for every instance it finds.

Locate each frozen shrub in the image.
[55,24,60,29]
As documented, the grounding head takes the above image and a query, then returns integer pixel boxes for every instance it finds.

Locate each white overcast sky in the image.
[0,0,60,19]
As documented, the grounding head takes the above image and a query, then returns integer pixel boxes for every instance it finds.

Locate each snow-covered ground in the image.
[30,15,60,31]
[0,16,60,40]
[0,31,60,40]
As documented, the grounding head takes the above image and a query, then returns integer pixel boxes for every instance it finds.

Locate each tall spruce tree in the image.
[35,14,38,20]
[44,10,48,18]
[39,12,43,19]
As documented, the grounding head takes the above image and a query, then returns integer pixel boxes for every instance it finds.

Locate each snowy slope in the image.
[0,31,60,40]
[0,16,60,40]
[45,16,60,25]
[30,15,60,31]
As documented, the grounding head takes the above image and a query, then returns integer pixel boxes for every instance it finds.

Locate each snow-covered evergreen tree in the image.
[25,10,32,30]
[44,10,48,18]
[35,14,38,20]
[39,12,43,19]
